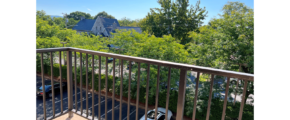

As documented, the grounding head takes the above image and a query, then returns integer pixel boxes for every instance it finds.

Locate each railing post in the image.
[67,50,73,118]
[176,69,187,120]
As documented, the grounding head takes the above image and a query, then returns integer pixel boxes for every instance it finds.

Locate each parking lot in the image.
[36,76,145,120]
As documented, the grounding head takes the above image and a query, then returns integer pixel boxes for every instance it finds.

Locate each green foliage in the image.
[37,10,55,26]
[158,90,179,113]
[199,73,210,82]
[53,17,66,29]
[36,18,60,38]
[118,17,141,27]
[67,11,93,20]
[140,0,208,44]
[187,2,254,107]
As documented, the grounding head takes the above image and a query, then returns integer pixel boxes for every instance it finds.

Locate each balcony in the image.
[36,47,254,120]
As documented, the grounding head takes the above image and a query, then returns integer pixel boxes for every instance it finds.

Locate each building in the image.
[72,16,142,36]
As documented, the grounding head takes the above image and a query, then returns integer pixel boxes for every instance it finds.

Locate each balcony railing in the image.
[36,47,254,120]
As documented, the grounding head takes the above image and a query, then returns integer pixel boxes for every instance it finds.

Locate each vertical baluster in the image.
[192,72,200,120]
[127,61,132,120]
[86,54,89,117]
[40,53,46,120]
[119,60,124,120]
[67,51,73,118]
[135,63,141,120]
[154,66,161,120]
[112,58,116,120]
[176,69,187,120]
[98,56,101,120]
[80,53,83,115]
[105,57,108,120]
[165,67,171,120]
[206,74,215,120]
[74,52,77,112]
[59,51,63,114]
[144,64,150,120]
[221,77,231,120]
[234,65,242,106]
[238,80,248,120]
[50,52,55,117]
[92,55,95,119]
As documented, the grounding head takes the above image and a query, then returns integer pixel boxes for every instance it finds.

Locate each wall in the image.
[91,17,107,36]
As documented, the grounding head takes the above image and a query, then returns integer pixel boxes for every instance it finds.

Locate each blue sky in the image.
[37,0,253,25]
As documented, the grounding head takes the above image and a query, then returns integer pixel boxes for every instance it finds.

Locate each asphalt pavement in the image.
[36,76,145,120]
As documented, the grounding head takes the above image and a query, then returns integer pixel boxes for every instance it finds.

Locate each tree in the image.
[67,11,93,20]
[140,0,207,44]
[37,10,47,19]
[66,18,79,29]
[53,17,66,29]
[93,11,115,19]
[106,29,191,104]
[37,10,55,26]
[118,17,141,27]
[187,1,254,105]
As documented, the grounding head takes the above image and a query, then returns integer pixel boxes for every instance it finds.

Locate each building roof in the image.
[105,26,118,35]
[99,17,120,27]
[73,16,142,35]
[72,19,96,31]
[117,26,142,33]
[98,17,120,35]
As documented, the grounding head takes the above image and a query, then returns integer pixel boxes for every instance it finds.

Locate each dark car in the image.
[108,58,114,63]
[37,81,67,98]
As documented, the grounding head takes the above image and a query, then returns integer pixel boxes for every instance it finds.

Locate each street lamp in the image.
[60,42,67,65]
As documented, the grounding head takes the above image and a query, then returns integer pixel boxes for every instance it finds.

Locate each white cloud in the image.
[87,8,92,11]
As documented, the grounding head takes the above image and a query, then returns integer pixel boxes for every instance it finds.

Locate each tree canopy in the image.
[67,11,93,20]
[186,1,254,105]
[140,0,207,44]
[93,11,115,19]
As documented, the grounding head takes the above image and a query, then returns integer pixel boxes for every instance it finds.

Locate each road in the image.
[36,76,146,120]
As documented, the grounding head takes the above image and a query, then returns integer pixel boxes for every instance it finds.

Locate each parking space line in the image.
[101,104,120,118]
[88,99,106,110]
[122,109,136,120]
[54,92,81,103]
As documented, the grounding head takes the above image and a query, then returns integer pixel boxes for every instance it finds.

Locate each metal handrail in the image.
[37,47,254,120]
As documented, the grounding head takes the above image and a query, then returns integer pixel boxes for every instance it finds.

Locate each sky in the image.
[36,0,254,25]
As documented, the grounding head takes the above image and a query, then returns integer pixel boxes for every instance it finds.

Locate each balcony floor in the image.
[52,113,88,120]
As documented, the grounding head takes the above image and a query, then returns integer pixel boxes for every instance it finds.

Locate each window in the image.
[147,111,155,119]
[158,115,165,120]
[147,111,164,119]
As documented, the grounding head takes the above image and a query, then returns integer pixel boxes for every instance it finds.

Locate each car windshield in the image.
[147,111,162,119]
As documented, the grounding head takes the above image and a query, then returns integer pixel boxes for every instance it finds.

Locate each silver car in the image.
[139,107,172,120]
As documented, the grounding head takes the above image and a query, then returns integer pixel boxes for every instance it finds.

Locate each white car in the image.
[139,107,172,120]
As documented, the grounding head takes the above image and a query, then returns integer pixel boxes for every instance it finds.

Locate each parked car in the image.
[140,107,172,120]
[37,81,67,98]
[108,58,114,63]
